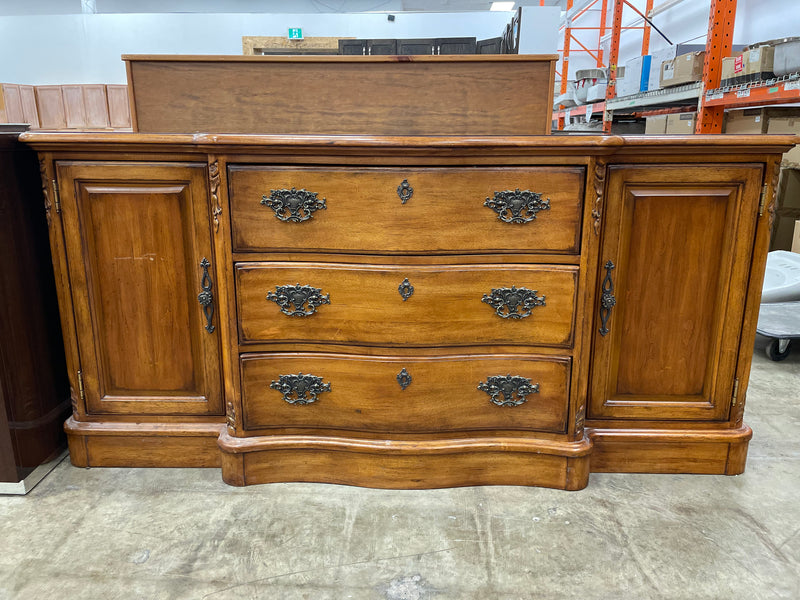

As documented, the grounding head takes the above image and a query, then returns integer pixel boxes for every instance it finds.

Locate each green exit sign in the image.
[288,28,303,40]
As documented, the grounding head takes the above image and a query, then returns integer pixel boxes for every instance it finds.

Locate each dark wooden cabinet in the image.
[340,37,478,55]
[55,162,222,416]
[0,127,69,487]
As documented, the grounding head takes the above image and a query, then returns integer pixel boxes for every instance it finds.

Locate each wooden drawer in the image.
[228,166,584,254]
[236,262,578,348]
[240,352,570,433]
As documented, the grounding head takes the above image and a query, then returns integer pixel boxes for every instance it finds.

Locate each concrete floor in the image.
[2,338,799,600]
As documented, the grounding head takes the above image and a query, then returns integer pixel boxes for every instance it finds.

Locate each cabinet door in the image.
[338,40,366,55]
[367,39,397,55]
[57,162,222,416]
[398,39,435,55]
[590,164,762,421]
[476,37,502,54]
[436,37,477,55]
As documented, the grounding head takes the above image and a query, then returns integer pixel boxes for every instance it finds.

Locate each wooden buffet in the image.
[19,56,798,489]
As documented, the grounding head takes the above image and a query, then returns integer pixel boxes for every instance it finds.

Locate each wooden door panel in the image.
[590,165,762,421]
[57,162,222,415]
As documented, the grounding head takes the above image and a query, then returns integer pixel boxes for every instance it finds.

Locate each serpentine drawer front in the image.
[228,166,585,254]
[240,353,571,434]
[236,262,578,348]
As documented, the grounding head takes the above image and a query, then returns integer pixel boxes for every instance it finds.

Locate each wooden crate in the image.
[124,54,557,135]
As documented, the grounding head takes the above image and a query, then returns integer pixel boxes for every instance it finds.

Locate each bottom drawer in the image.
[241,353,570,434]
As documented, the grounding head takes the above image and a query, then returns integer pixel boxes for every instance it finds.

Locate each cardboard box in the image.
[647,44,707,91]
[767,116,800,166]
[665,111,697,134]
[721,52,745,85]
[745,45,775,76]
[648,46,678,91]
[724,108,768,134]
[618,55,651,96]
[645,114,668,134]
[660,51,705,87]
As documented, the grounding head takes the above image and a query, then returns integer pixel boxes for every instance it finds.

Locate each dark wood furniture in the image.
[0,125,69,489]
[22,129,795,489]
[340,38,478,56]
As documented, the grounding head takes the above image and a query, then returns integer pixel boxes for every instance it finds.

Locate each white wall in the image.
[0,8,561,85]
[560,0,800,81]
[519,6,560,55]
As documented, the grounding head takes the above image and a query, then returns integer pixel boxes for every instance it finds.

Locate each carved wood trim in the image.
[209,156,222,233]
[768,159,780,231]
[574,403,586,435]
[226,400,236,432]
[591,159,607,236]
[39,157,52,226]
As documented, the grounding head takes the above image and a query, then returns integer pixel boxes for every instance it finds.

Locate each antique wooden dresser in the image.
[20,56,797,489]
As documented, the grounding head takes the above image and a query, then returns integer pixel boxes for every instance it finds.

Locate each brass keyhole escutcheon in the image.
[398,278,414,301]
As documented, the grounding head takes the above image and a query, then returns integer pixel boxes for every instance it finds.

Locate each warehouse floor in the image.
[2,338,798,600]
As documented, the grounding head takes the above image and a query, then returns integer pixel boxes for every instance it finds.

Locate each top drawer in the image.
[228,166,585,255]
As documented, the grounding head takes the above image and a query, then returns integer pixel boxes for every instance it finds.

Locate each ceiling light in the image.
[490,2,516,11]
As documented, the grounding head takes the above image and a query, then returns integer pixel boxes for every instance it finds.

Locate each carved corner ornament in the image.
[226,401,236,431]
[768,160,781,231]
[574,403,586,435]
[592,159,607,236]
[39,158,52,226]
[209,157,222,233]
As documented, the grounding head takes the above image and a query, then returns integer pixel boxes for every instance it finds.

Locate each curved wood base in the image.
[217,431,593,490]
[65,417,224,468]
[62,417,754,485]
[587,425,753,475]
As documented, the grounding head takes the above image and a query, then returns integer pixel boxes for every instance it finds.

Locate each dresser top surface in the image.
[19,132,799,156]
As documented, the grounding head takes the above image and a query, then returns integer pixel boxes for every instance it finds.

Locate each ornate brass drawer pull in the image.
[599,260,616,337]
[267,283,330,317]
[397,368,412,390]
[398,278,414,301]
[484,188,550,224]
[397,179,413,204]
[482,286,545,319]
[478,374,539,407]
[197,257,215,333]
[261,188,327,222]
[270,373,331,405]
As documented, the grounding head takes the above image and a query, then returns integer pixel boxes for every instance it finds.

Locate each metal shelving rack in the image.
[553,0,798,133]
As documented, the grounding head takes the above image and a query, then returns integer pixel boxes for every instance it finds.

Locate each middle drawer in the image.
[237,262,578,348]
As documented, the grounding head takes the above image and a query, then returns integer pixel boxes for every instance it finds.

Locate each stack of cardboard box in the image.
[721,44,776,86]
[644,111,698,134]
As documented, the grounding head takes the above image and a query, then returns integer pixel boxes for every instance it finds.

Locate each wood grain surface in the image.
[125,55,556,135]
[240,352,571,434]
[229,166,584,254]
[590,164,763,421]
[237,262,577,348]
[56,161,222,416]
